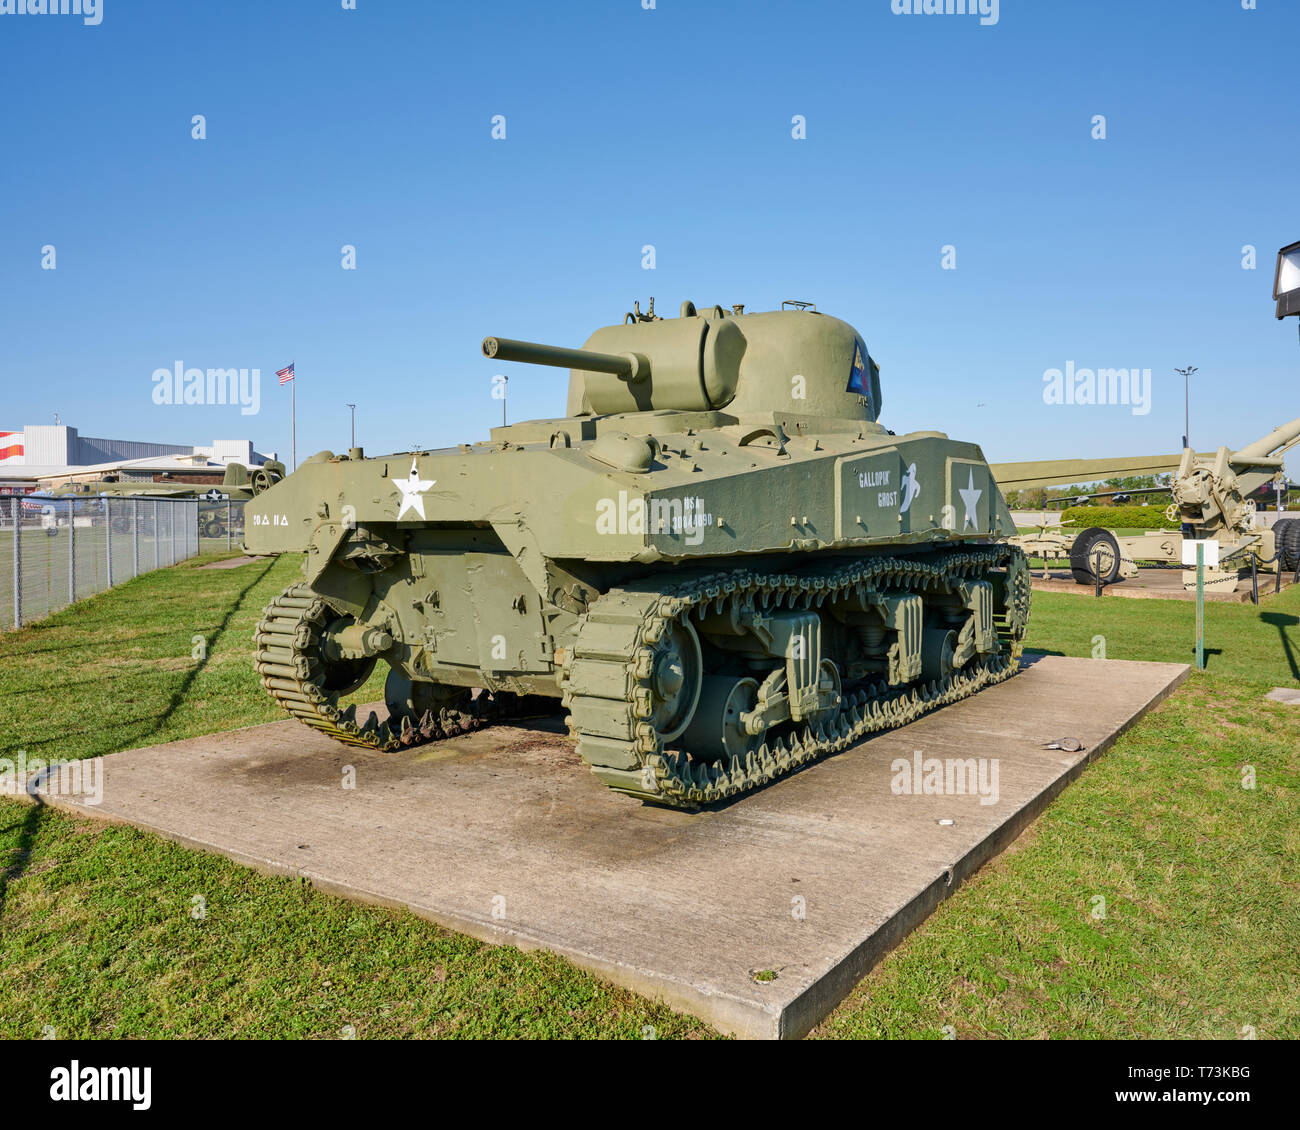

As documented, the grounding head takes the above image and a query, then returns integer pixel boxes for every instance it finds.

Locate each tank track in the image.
[563,545,1030,808]
[254,583,530,751]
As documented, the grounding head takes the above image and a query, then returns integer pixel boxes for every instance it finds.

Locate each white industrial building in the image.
[0,424,275,469]
[0,424,277,493]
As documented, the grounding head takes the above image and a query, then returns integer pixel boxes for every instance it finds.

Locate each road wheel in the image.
[679,675,760,764]
[383,668,468,725]
[1070,527,1122,586]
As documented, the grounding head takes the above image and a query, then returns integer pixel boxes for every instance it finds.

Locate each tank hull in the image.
[245,417,1016,692]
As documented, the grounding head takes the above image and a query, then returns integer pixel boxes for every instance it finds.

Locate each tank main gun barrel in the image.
[482,336,647,382]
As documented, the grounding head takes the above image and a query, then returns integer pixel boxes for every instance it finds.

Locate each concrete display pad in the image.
[21,655,1187,1039]
[1031,566,1292,603]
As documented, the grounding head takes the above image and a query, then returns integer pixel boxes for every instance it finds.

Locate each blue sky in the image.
[1,0,1297,472]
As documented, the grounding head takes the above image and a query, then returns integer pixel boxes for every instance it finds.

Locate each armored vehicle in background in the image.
[244,299,1030,808]
[47,460,285,502]
[48,461,285,537]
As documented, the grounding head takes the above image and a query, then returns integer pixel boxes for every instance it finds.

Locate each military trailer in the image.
[244,300,1030,807]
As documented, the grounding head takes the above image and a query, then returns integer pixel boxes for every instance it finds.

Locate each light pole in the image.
[346,403,356,449]
[1174,366,1197,448]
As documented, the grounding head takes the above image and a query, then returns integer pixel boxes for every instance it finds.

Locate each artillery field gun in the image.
[996,416,1300,589]
[244,299,1031,808]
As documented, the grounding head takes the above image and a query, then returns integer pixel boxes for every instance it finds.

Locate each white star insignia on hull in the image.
[392,458,435,520]
[959,468,983,531]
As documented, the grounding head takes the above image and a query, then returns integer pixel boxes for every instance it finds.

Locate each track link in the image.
[563,545,1031,808]
[254,583,527,751]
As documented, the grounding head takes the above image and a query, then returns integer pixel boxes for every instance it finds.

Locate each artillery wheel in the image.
[1070,527,1121,586]
[1275,518,1300,573]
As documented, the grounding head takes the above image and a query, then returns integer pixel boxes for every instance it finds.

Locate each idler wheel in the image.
[648,618,703,742]
[318,655,376,696]
[314,624,376,695]
[1004,551,1033,636]
[315,616,385,695]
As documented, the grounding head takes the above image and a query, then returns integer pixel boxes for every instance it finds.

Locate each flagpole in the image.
[291,367,296,471]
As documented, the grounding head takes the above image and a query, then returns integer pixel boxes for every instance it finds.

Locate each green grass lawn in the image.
[1,554,1297,1038]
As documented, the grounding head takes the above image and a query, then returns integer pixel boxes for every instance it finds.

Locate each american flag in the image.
[277,362,295,385]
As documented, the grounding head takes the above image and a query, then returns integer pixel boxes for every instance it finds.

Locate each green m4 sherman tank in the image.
[244,300,1030,808]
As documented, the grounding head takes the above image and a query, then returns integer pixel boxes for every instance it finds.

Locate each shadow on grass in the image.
[5,669,174,697]
[2,713,207,757]
[1,625,195,658]
[133,557,277,745]
[0,561,278,925]
[0,802,44,925]
[3,558,279,761]
[1260,611,1300,681]
[1195,647,1224,669]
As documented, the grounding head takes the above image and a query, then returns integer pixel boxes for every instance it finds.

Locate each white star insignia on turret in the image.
[392,458,435,520]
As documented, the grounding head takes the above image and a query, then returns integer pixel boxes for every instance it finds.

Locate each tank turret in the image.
[485,301,882,423]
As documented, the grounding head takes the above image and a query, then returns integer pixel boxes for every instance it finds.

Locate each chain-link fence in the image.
[197,496,247,552]
[0,495,247,630]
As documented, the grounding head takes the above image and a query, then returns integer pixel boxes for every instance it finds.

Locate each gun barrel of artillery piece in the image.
[482,336,639,379]
[1233,413,1300,464]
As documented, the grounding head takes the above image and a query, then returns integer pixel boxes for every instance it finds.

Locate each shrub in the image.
[1058,504,1180,531]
